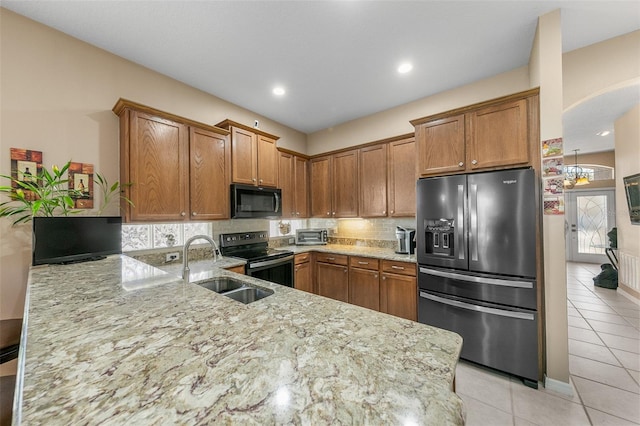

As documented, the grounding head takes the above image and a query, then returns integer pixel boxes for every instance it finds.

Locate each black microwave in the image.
[230,184,282,219]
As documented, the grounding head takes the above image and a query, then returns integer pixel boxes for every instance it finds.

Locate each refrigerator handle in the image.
[469,183,478,262]
[419,291,535,320]
[457,184,465,260]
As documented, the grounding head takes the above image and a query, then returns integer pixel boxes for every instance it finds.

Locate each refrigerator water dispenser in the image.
[425,219,455,257]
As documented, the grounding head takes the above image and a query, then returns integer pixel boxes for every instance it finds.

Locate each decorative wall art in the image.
[68,162,94,209]
[10,148,43,201]
[541,138,565,215]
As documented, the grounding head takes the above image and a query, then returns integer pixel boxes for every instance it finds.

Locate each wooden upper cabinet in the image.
[294,156,309,218]
[230,126,257,185]
[466,98,529,170]
[412,89,536,177]
[332,149,359,218]
[126,110,189,222]
[189,127,231,220]
[216,120,280,187]
[114,99,230,223]
[278,151,294,217]
[415,114,465,177]
[310,155,332,218]
[257,134,278,187]
[359,144,388,218]
[388,137,416,217]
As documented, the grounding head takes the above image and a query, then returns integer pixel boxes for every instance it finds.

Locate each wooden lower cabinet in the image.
[380,260,417,321]
[316,261,349,303]
[294,253,313,293]
[225,265,245,274]
[349,267,380,311]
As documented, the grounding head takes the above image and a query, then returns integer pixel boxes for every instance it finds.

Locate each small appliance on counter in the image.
[395,226,416,254]
[295,228,328,245]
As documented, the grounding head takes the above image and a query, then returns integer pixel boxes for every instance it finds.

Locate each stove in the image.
[219,231,294,287]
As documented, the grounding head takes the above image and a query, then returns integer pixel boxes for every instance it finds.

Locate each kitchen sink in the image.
[220,287,274,304]
[194,277,273,304]
[195,277,245,293]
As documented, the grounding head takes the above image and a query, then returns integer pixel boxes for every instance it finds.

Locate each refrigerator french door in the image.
[416,168,539,387]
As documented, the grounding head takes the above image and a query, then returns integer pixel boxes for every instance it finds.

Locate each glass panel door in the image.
[565,189,616,264]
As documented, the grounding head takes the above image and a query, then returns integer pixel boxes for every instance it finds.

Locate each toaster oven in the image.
[295,229,328,245]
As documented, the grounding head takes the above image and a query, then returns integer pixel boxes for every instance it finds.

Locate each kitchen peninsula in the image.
[15,255,464,424]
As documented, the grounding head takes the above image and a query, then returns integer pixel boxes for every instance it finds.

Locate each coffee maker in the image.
[395,226,416,254]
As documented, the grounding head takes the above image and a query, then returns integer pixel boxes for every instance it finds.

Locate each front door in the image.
[565,189,616,264]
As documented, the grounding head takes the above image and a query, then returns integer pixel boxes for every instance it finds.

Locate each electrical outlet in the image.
[166,252,180,262]
[288,237,294,244]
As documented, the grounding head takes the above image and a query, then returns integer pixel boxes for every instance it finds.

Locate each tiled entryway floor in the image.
[454,262,640,425]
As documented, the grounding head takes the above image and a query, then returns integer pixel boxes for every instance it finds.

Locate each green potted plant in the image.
[0,160,132,225]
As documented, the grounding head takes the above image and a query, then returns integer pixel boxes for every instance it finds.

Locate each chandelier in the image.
[564,149,590,188]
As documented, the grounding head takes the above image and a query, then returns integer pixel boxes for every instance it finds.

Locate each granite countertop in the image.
[283,244,417,263]
[16,254,464,425]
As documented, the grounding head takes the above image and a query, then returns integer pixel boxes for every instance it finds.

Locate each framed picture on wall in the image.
[68,162,94,209]
[10,148,43,201]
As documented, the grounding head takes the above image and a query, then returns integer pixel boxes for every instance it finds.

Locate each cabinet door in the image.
[332,150,359,217]
[294,156,309,218]
[278,151,295,217]
[189,127,230,220]
[129,110,189,221]
[381,272,417,321]
[310,156,332,218]
[349,267,380,311]
[466,99,529,170]
[415,114,465,177]
[257,134,278,187]
[294,261,313,293]
[231,127,257,185]
[359,144,388,218]
[316,262,349,302]
[388,137,416,217]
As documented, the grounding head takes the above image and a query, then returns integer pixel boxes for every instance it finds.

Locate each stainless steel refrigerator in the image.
[416,168,539,387]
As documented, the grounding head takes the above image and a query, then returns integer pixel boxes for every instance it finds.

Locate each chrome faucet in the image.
[182,235,219,282]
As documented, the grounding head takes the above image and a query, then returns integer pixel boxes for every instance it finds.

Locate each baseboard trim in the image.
[544,375,574,396]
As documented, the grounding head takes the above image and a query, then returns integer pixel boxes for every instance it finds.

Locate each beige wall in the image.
[306,67,531,155]
[614,105,640,290]
[531,9,570,386]
[563,30,640,110]
[0,9,306,320]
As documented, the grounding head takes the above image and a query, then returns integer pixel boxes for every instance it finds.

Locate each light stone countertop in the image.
[282,244,417,263]
[16,253,464,425]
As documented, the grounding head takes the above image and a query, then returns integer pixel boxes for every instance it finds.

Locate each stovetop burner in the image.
[219,231,293,263]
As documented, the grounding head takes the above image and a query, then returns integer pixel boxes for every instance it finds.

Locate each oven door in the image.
[246,255,294,287]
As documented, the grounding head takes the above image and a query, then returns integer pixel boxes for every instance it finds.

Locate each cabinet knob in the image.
[327,212,331,216]
[458,162,464,167]
[259,179,263,183]
[374,274,378,278]
[472,160,478,165]
[382,210,386,215]
[382,276,386,280]
[295,267,299,272]
[181,212,186,216]
[296,212,300,216]
[252,178,257,182]
[391,210,394,214]
[332,212,336,216]
[344,269,347,273]
[192,212,197,216]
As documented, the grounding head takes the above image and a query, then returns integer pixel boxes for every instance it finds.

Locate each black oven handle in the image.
[249,255,294,269]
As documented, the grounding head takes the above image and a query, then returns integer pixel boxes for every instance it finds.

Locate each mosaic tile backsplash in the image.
[122,218,416,253]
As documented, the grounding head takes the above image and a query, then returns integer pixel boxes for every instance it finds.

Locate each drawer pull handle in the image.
[391,266,405,270]
[358,261,369,265]
[327,257,335,260]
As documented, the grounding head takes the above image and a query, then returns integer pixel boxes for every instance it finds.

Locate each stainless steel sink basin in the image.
[194,277,274,304]
[222,287,274,304]
[195,277,245,293]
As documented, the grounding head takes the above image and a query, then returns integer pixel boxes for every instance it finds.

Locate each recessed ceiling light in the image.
[273,87,286,96]
[397,62,413,74]
[596,130,611,136]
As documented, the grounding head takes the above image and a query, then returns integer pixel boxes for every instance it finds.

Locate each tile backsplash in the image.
[122,217,416,253]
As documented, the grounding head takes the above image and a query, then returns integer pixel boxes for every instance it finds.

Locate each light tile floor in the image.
[455,262,640,425]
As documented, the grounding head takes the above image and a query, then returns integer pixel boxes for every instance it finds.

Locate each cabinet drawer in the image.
[349,256,379,271]
[225,265,245,275]
[315,252,348,265]
[381,260,416,276]
[294,253,311,264]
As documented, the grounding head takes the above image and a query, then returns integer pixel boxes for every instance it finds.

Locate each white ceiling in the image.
[2,1,640,152]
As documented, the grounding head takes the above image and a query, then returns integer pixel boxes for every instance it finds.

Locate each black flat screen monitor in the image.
[623,173,640,225]
[32,216,122,265]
